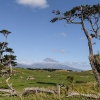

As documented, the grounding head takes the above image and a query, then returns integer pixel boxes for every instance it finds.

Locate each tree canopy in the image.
[51,4,100,39]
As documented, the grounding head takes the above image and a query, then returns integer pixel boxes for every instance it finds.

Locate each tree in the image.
[0,29,17,83]
[0,29,18,96]
[51,4,100,85]
[0,30,11,64]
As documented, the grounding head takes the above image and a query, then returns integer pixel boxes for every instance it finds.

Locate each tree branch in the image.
[66,92,100,99]
[88,15,100,37]
[81,13,89,39]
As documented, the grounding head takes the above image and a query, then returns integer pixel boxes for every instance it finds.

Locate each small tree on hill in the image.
[51,4,100,85]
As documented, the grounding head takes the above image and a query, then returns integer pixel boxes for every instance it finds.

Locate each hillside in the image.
[0,67,98,100]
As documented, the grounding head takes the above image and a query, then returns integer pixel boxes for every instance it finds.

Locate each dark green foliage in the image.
[75,80,86,83]
[3,55,17,66]
[52,10,60,15]
[0,42,8,49]
[3,55,16,61]
[67,75,74,83]
[50,17,59,22]
[0,29,11,38]
[51,4,100,24]
[27,68,62,72]
[94,54,100,73]
[5,48,14,53]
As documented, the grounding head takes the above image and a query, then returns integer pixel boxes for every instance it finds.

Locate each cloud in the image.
[60,32,67,37]
[17,60,34,65]
[64,61,91,70]
[16,0,49,8]
[52,49,67,53]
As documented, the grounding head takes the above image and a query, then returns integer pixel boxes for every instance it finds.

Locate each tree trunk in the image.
[81,20,100,85]
[88,38,100,85]
[9,62,12,75]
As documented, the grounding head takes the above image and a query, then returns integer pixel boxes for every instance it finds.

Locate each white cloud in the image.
[60,50,67,53]
[60,32,67,37]
[17,60,34,65]
[17,59,44,65]
[52,49,67,53]
[64,61,91,70]
[16,0,49,8]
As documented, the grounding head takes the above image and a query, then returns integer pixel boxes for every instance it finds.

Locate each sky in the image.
[0,0,100,70]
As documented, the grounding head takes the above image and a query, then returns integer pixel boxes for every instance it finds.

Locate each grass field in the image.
[0,68,100,100]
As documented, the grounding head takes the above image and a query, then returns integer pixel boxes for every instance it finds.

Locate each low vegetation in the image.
[0,68,100,100]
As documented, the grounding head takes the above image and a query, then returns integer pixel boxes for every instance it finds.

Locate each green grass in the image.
[0,68,99,100]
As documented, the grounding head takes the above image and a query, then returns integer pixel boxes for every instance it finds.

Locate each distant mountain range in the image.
[17,58,83,71]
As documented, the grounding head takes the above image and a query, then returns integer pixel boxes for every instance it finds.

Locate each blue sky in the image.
[0,0,100,70]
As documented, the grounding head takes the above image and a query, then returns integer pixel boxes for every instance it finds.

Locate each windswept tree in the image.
[51,4,100,85]
[0,29,17,81]
[0,30,11,64]
[0,29,18,96]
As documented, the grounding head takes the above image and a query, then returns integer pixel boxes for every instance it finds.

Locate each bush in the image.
[94,54,100,73]
[66,76,74,83]
[75,80,86,83]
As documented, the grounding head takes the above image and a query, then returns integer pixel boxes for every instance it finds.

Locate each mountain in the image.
[17,58,83,71]
[43,58,59,63]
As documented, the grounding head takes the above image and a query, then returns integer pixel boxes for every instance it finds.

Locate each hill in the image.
[0,67,97,100]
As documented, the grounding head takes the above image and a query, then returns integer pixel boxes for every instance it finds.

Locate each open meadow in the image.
[0,68,100,100]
